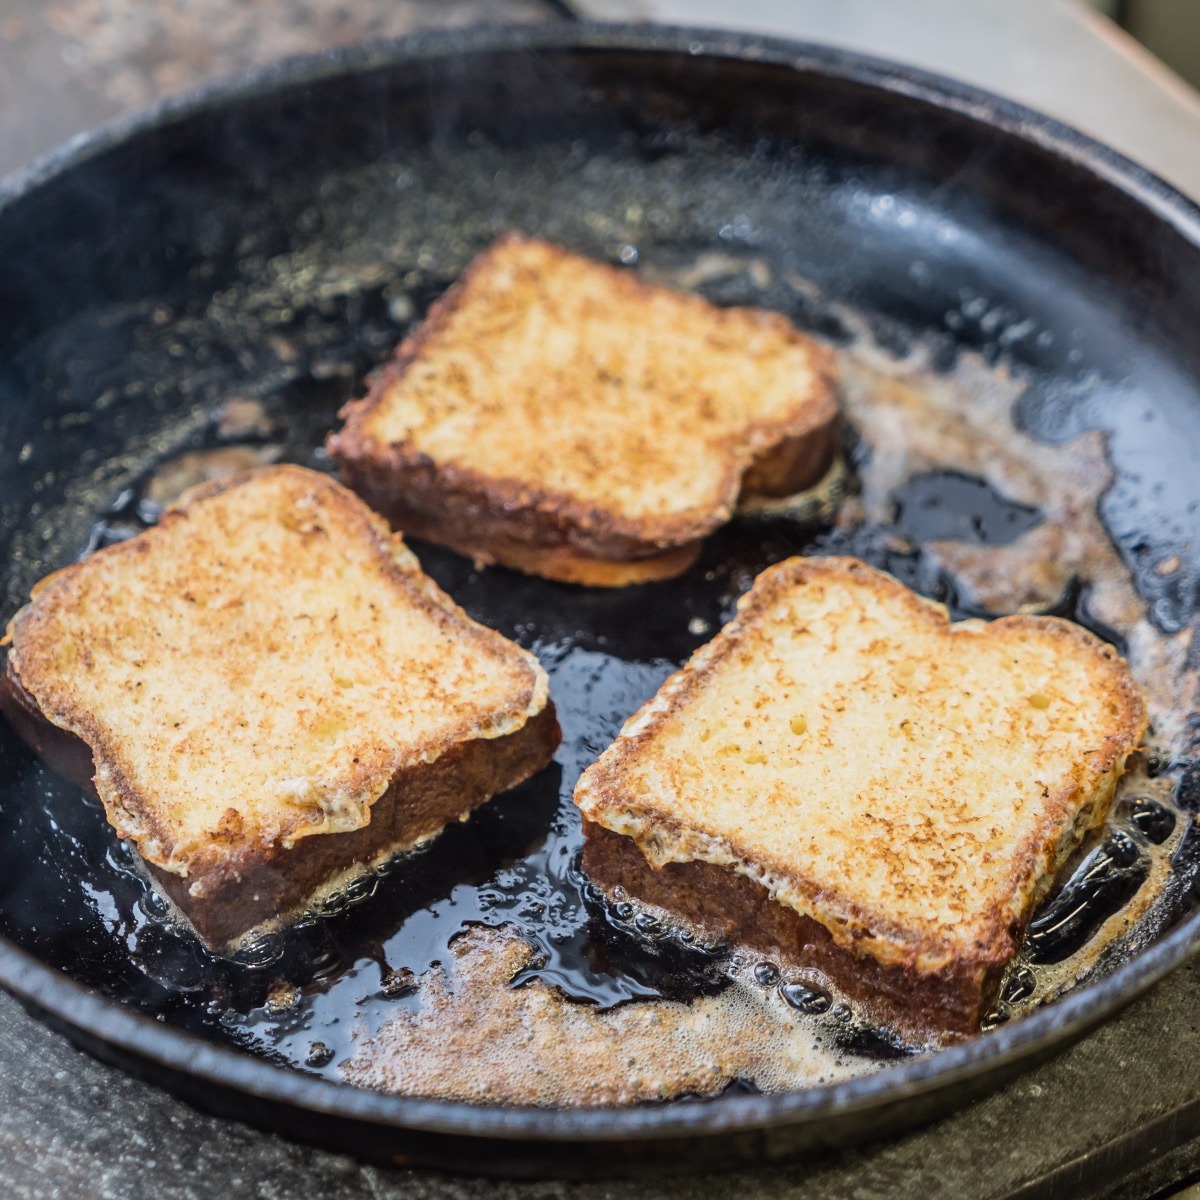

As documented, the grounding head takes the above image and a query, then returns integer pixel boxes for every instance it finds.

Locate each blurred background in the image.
[1091,0,1200,86]
[2,0,1198,193]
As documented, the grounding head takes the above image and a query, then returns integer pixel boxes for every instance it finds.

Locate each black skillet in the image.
[1,22,1199,1178]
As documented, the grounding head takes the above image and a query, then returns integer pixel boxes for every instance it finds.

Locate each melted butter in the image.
[829,315,1197,1027]
[341,926,879,1106]
[836,327,1198,760]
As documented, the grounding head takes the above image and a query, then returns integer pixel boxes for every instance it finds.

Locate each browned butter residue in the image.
[342,926,875,1106]
[838,336,1199,761]
[836,327,1196,1011]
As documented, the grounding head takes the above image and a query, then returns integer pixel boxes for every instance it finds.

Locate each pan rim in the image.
[1,19,1198,1143]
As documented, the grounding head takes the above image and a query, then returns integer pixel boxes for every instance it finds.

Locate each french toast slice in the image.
[328,234,839,586]
[1,464,558,949]
[574,557,1147,1038]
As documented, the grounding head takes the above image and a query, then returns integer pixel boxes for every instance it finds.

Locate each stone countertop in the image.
[4,961,1200,1200]
[2,2,1200,1197]
[0,0,555,181]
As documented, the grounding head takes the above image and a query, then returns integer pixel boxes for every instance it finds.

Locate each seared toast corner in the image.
[328,234,839,586]
[574,556,1147,1038]
[1,463,560,949]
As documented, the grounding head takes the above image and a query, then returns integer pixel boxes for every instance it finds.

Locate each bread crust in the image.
[2,465,560,949]
[583,821,991,1039]
[1,660,559,948]
[575,557,1147,1032]
[328,234,840,585]
[344,487,704,585]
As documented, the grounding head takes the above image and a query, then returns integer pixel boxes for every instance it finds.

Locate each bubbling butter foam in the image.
[341,926,879,1106]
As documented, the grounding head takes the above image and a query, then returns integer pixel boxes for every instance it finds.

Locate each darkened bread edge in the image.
[342,489,705,586]
[4,465,552,876]
[326,233,840,582]
[575,556,1148,990]
[0,656,560,949]
[0,465,561,948]
[582,820,987,1041]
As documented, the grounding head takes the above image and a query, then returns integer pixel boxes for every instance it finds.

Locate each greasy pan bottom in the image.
[0,23,1199,1175]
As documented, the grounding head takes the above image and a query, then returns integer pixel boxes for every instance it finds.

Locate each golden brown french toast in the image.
[1,464,558,949]
[574,557,1147,1037]
[328,234,839,586]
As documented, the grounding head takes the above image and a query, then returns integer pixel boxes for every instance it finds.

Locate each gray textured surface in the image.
[3,960,1200,1199]
[0,0,555,181]
[3,1,1200,1197]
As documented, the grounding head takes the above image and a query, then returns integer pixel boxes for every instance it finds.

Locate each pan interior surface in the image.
[0,27,1198,1158]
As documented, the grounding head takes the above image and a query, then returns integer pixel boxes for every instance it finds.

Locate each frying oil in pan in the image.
[0,228,1196,1103]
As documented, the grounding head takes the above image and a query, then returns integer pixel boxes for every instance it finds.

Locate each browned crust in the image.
[0,657,559,949]
[737,415,839,502]
[3,465,550,872]
[576,556,1148,983]
[327,233,840,585]
[583,821,988,1040]
[357,493,704,585]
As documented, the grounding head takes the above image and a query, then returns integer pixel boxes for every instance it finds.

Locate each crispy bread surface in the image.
[0,658,559,947]
[328,234,838,582]
[3,465,555,923]
[574,557,1147,1025]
